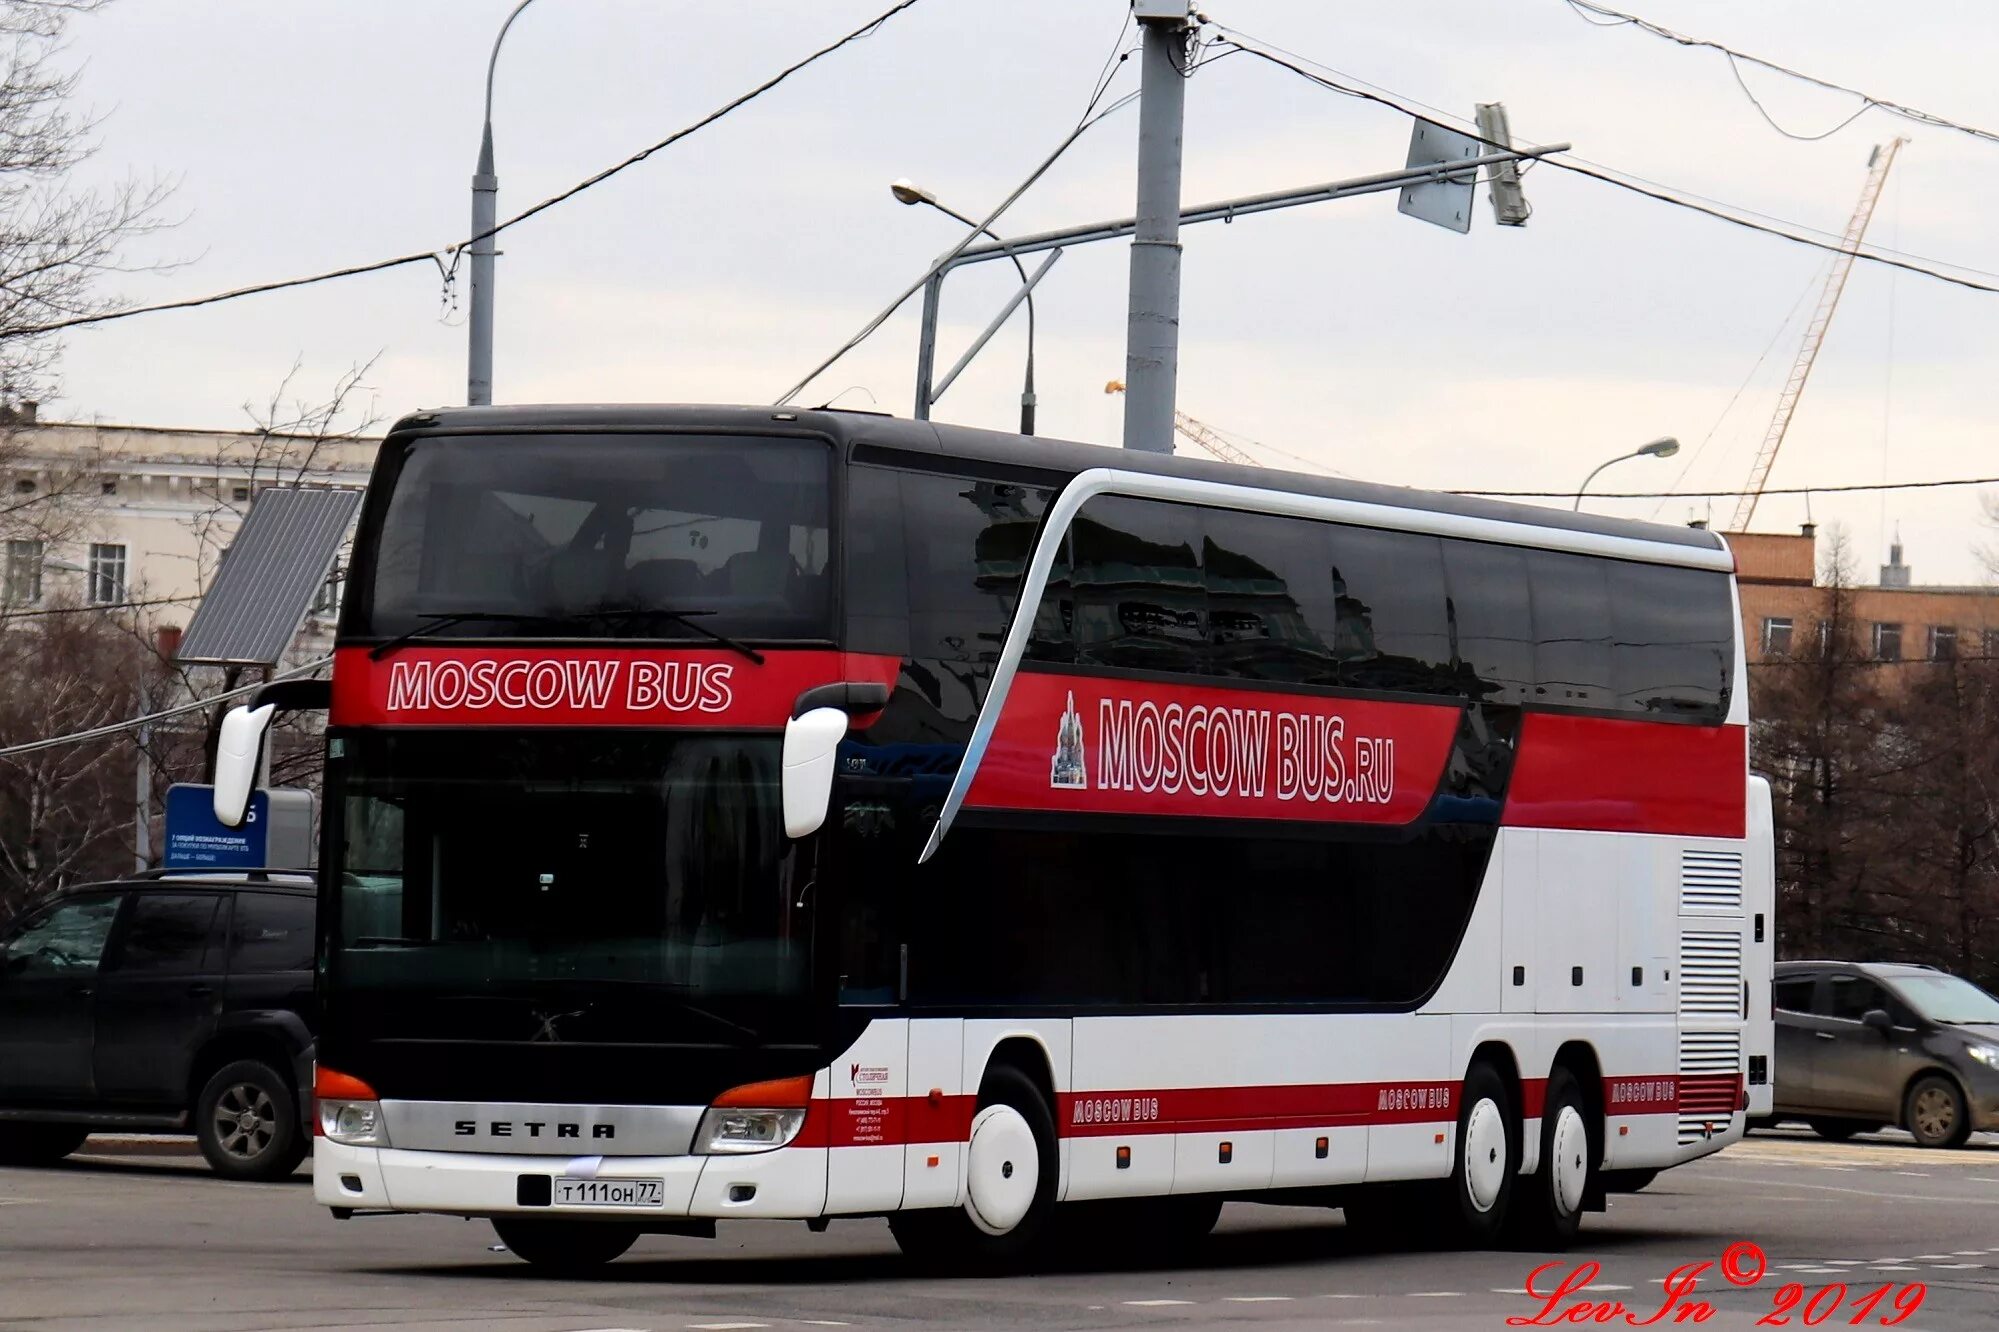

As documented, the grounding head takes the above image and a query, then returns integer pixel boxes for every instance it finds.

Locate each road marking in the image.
[1953,1249,1985,1256]
[1789,1269,1841,1275]
[1869,1266,1919,1272]
[1894,1171,1931,1178]
[1824,1260,1865,1266]
[1581,1284,1632,1292]
[1124,1300,1193,1307]
[0,1198,43,1208]
[1818,1166,1857,1172]
[1930,1262,1984,1269]
[1322,1294,1366,1300]
[1226,1297,1294,1302]
[1708,1175,1999,1205]
[1912,1254,1955,1260]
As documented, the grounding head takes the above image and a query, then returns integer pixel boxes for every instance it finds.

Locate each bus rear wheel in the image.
[888,1063,1057,1269]
[1507,1066,1591,1249]
[1446,1061,1518,1247]
[491,1218,638,1273]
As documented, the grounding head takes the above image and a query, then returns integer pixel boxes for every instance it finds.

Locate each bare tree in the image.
[0,0,174,404]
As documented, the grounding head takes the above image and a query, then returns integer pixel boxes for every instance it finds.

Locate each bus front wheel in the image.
[888,1063,1058,1268]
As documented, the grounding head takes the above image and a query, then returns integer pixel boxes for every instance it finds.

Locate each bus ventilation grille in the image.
[1678,931,1744,1020]
[1676,1030,1742,1146]
[1680,849,1744,913]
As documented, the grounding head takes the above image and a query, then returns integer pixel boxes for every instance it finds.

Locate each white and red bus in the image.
[216,404,1773,1270]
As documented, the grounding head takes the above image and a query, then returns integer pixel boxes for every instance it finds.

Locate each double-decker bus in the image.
[216,404,1773,1270]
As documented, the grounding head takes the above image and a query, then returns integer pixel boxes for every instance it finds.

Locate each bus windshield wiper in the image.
[368,611,537,660]
[578,607,766,666]
[368,607,765,666]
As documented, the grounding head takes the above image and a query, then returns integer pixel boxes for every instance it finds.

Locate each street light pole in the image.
[892,180,1037,434]
[468,0,542,407]
[1573,437,1680,510]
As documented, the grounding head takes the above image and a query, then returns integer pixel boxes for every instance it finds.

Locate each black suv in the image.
[0,871,316,1180]
[1771,960,1999,1148]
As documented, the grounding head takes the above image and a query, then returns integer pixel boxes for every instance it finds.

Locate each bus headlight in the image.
[695,1075,813,1155]
[314,1066,390,1147]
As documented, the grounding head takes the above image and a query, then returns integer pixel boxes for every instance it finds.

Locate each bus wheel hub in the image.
[965,1104,1037,1236]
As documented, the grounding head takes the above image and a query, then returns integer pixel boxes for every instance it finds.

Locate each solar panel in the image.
[176,487,363,666]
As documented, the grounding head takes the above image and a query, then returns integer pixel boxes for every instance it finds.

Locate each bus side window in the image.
[1525,549,1613,709]
[843,466,910,660]
[1069,496,1205,676]
[899,472,1051,671]
[1199,508,1342,687]
[1440,540,1533,706]
[1322,526,1452,696]
[1608,561,1732,723]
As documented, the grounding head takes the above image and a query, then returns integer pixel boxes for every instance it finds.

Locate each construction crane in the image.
[1103,380,1262,467]
[1731,139,1905,532]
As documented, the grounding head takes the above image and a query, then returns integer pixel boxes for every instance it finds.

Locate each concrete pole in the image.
[1120,6,1192,454]
[468,124,497,406]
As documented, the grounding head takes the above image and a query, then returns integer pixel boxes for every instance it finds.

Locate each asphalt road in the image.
[3,1129,1996,1332]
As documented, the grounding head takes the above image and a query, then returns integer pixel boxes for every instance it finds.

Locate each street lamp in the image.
[467,0,544,407]
[1573,437,1679,511]
[891,178,1038,435]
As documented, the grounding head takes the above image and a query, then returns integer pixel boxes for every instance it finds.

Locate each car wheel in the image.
[196,1059,308,1181]
[491,1218,638,1272]
[1445,1061,1518,1247]
[1904,1074,1971,1149]
[1807,1118,1869,1142]
[0,1124,89,1166]
[1507,1066,1592,1250]
[888,1063,1058,1269]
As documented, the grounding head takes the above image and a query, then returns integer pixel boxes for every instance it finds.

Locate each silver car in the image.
[1770,961,1999,1148]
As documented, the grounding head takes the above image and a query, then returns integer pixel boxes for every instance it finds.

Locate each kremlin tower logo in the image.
[1049,690,1088,790]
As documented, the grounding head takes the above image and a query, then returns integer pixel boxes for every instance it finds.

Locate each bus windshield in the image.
[327,730,811,1038]
[350,433,833,643]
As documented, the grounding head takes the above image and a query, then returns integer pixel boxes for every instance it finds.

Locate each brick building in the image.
[1729,524,1999,671]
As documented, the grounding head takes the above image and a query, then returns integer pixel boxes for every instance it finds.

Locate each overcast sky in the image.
[49,0,1999,582]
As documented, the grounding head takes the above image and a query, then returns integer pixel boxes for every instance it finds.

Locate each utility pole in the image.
[1121,1,1195,454]
[468,122,497,406]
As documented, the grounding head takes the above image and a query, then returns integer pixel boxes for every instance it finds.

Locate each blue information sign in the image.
[164,785,269,869]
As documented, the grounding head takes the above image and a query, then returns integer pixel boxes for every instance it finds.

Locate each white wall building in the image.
[3,417,379,645]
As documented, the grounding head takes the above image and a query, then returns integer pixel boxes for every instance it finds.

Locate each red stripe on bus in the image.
[965,670,1460,826]
[798,1073,1710,1148]
[328,646,899,729]
[1504,713,1746,838]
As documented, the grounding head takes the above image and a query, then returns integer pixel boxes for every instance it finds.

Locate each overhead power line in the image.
[0,656,329,760]
[1560,0,1999,147]
[1210,32,1999,298]
[0,0,931,343]
[1451,475,1999,501]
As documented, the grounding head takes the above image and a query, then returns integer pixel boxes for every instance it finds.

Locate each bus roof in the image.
[387,403,1727,556]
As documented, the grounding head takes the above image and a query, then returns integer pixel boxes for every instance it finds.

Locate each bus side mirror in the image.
[214,703,275,829]
[781,706,849,839]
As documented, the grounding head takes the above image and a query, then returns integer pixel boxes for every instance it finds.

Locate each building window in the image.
[13,477,34,494]
[1986,629,1999,662]
[1761,616,1794,656]
[1930,626,1957,661]
[100,478,118,496]
[231,485,250,503]
[87,543,126,605]
[4,539,43,604]
[1872,622,1902,662]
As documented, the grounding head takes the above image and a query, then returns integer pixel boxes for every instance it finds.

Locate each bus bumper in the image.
[314,1138,829,1221]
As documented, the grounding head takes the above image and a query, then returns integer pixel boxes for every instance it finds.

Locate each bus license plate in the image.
[554,1177,665,1208]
